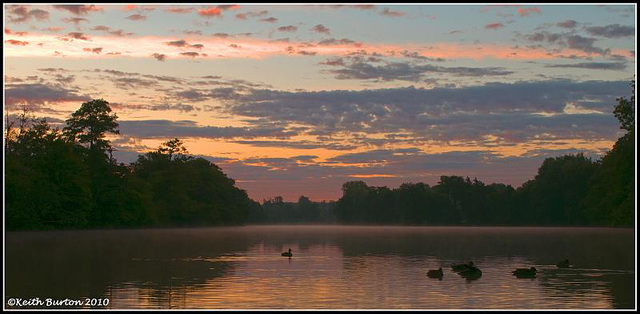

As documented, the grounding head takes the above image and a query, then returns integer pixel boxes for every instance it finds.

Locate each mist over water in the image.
[5,225,635,309]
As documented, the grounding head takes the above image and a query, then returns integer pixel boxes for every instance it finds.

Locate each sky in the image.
[3,3,637,202]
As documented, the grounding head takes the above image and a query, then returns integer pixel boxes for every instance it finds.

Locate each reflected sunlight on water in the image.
[6,226,635,309]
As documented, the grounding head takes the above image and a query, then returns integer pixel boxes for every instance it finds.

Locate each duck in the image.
[556,259,570,268]
[427,267,443,279]
[451,261,474,273]
[512,267,537,278]
[459,265,482,280]
[281,248,293,257]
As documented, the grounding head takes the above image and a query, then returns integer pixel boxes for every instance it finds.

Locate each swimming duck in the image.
[451,261,474,273]
[556,259,570,268]
[459,266,482,280]
[512,267,537,278]
[427,267,444,279]
[281,248,292,257]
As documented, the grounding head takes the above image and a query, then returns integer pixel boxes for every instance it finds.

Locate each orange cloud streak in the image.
[4,32,632,61]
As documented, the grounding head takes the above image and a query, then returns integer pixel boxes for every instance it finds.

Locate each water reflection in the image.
[5,226,635,309]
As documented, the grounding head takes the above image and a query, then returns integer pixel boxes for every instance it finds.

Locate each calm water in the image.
[5,225,636,309]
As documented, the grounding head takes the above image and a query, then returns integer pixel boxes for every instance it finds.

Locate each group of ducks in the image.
[281,248,572,281]
[426,259,572,280]
[426,261,482,280]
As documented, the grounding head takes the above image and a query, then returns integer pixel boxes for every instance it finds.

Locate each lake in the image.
[5,225,636,309]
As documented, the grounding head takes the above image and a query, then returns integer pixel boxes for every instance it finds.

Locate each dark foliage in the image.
[5,80,635,229]
[334,80,635,227]
[5,101,257,231]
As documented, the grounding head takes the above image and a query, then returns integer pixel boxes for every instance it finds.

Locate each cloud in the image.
[556,20,577,28]
[198,7,222,18]
[311,24,331,35]
[235,10,268,20]
[7,6,49,23]
[212,33,230,38]
[53,5,102,15]
[545,62,627,71]
[277,25,298,32]
[180,52,201,58]
[327,61,513,82]
[62,17,89,25]
[5,39,29,46]
[166,39,188,47]
[91,25,110,31]
[232,140,357,151]
[522,31,610,56]
[517,7,541,17]
[380,8,405,17]
[298,50,317,56]
[126,14,147,21]
[82,47,103,54]
[227,80,627,142]
[317,38,360,46]
[111,102,197,113]
[585,24,634,38]
[66,32,90,41]
[260,17,278,23]
[117,120,297,139]
[485,23,505,30]
[90,25,134,37]
[4,83,90,109]
[320,57,346,66]
[165,7,195,14]
[565,34,609,55]
[44,27,64,32]
[172,87,248,102]
[327,5,376,10]
[110,29,134,37]
[53,74,75,84]
[216,5,240,11]
[218,146,606,201]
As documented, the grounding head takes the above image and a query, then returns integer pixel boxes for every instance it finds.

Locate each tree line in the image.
[4,80,635,230]
[333,80,634,227]
[5,99,259,230]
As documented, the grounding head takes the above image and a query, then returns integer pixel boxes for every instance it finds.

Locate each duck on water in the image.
[459,265,482,280]
[556,259,571,268]
[513,267,537,278]
[427,267,443,279]
[451,261,475,273]
[281,248,293,257]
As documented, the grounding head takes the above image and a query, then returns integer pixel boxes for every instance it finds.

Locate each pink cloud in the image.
[83,47,103,54]
[6,32,631,61]
[5,39,29,46]
[485,23,505,30]
[53,5,102,15]
[126,14,147,21]
[66,32,90,40]
[5,28,29,36]
[518,7,541,17]
[166,7,195,14]
[44,27,64,32]
[198,7,222,18]
[217,5,240,11]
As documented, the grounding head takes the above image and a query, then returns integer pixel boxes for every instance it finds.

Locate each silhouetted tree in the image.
[63,98,119,154]
[582,79,635,227]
